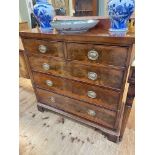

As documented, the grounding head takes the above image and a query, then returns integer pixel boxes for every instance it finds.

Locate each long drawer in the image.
[36,88,117,129]
[29,55,125,90]
[32,72,120,111]
[67,43,128,67]
[23,39,64,58]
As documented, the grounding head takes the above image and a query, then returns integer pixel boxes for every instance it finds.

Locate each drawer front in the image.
[33,72,120,110]
[67,62,124,89]
[28,55,66,76]
[67,43,128,67]
[29,55,124,89]
[36,88,117,129]
[23,39,64,58]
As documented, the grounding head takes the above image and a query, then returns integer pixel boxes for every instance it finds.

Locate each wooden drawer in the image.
[28,55,66,76]
[23,39,64,58]
[67,43,128,67]
[67,62,124,90]
[33,72,120,110]
[29,55,124,89]
[36,88,117,129]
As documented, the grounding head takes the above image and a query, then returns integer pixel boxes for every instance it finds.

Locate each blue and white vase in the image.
[33,0,55,33]
[108,0,135,36]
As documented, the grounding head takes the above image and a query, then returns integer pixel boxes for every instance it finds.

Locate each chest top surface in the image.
[19,19,135,46]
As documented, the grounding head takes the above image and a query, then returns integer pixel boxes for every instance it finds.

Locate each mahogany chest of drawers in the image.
[20,19,135,142]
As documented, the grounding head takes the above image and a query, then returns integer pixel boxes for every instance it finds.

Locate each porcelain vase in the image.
[33,0,55,33]
[108,0,135,36]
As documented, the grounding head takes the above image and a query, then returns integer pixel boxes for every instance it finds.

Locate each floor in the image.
[19,78,135,155]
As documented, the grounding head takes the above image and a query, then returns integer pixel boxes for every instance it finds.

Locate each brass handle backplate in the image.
[88,50,99,60]
[42,63,50,70]
[38,45,47,53]
[88,72,97,80]
[87,109,96,116]
[87,91,96,99]
[50,96,55,103]
[46,80,53,87]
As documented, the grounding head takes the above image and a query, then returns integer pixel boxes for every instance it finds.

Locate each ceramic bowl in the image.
[52,19,99,34]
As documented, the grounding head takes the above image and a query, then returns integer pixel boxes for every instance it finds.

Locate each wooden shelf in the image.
[72,0,97,16]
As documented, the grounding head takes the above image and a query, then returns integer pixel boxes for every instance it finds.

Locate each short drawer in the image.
[28,55,66,76]
[36,88,117,129]
[33,72,120,110]
[23,39,64,58]
[29,55,124,89]
[67,43,128,67]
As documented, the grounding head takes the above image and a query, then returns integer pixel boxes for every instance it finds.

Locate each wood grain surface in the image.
[32,72,120,111]
[23,39,64,58]
[19,77,135,155]
[28,55,125,90]
[19,51,29,78]
[19,22,30,78]
[67,43,129,67]
[36,88,117,129]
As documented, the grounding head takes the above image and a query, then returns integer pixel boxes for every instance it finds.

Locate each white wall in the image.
[98,0,103,16]
[19,13,22,22]
[19,0,31,27]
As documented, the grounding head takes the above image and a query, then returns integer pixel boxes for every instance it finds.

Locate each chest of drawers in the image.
[20,19,135,143]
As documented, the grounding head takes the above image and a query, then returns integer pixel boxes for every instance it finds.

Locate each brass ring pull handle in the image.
[88,72,97,80]
[42,63,50,70]
[50,96,55,103]
[88,50,99,60]
[87,109,96,116]
[87,91,96,99]
[38,45,47,53]
[46,80,53,87]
